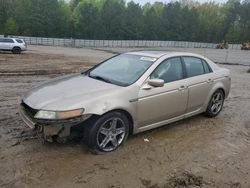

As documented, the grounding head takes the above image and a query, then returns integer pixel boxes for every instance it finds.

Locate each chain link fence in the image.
[4,35,241,50]
[1,35,249,65]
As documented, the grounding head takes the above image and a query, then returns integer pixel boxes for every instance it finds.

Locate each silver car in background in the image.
[19,51,231,153]
[0,38,27,54]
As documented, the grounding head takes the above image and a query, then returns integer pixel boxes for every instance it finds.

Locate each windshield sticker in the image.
[140,57,157,62]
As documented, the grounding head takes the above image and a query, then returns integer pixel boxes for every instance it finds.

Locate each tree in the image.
[75,0,102,39]
[69,0,81,11]
[101,0,126,39]
[225,26,241,42]
[5,17,17,35]
[142,3,162,40]
[238,0,250,41]
[58,0,74,37]
[124,1,143,39]
[0,0,15,34]
[196,2,225,42]
[0,0,249,43]
[222,0,241,42]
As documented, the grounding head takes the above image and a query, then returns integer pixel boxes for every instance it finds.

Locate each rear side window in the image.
[202,60,212,73]
[15,39,23,43]
[151,57,183,83]
[183,57,205,77]
[0,38,14,43]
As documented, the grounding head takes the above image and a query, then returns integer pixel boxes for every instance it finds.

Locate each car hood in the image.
[22,74,121,111]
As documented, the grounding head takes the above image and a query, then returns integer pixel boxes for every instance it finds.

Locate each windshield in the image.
[89,54,156,86]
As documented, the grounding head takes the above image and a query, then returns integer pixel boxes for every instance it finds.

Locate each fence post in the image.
[225,50,229,63]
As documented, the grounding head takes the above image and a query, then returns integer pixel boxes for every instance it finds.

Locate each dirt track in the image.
[0,46,250,188]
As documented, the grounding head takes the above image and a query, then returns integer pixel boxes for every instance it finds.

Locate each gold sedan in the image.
[19,51,231,153]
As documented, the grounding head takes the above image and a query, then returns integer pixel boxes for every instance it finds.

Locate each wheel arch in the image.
[210,82,226,98]
[217,87,225,97]
[12,46,21,50]
[203,83,226,111]
[102,109,134,135]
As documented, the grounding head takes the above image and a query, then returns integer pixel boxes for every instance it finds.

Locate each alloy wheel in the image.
[97,118,126,152]
[210,92,223,114]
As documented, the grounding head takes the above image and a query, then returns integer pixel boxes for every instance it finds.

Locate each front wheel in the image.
[205,89,224,117]
[85,112,129,153]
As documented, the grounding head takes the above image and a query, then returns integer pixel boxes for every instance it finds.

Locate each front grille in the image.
[21,101,38,118]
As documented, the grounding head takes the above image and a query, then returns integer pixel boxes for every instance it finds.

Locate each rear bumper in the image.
[21,47,27,51]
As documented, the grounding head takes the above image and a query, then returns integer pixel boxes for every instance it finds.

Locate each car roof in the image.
[126,51,167,58]
[126,51,205,59]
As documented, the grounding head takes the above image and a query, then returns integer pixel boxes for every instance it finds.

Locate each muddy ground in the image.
[0,46,250,188]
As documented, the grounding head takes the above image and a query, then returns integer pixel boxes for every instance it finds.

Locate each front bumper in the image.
[19,103,91,142]
[19,105,36,129]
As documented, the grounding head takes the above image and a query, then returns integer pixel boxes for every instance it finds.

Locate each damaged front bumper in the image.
[19,103,91,142]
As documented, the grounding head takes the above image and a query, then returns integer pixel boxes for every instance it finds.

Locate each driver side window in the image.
[150,57,183,83]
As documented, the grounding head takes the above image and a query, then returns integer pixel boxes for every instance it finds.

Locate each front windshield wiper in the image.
[81,65,98,75]
[89,74,112,84]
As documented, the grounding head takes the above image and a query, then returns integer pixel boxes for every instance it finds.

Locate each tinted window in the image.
[0,38,14,43]
[151,57,183,83]
[15,39,23,43]
[183,57,204,77]
[202,60,212,73]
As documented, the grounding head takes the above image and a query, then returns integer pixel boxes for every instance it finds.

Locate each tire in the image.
[84,112,129,154]
[12,47,21,54]
[205,89,224,117]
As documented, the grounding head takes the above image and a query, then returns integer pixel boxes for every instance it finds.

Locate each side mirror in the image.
[148,79,164,87]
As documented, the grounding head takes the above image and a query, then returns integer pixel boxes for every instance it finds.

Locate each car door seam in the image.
[213,76,227,81]
[188,81,208,88]
[137,88,179,101]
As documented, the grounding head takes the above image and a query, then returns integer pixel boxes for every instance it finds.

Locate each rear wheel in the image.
[85,112,129,154]
[12,47,21,54]
[205,89,224,117]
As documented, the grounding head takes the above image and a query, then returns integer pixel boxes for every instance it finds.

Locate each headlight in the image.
[35,109,84,120]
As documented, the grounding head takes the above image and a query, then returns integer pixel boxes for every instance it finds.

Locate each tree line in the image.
[0,0,249,43]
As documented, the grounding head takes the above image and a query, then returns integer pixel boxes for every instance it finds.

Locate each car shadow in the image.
[0,50,26,54]
[131,114,206,138]
[40,113,207,149]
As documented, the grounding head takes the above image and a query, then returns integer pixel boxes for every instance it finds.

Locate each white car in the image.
[0,38,27,54]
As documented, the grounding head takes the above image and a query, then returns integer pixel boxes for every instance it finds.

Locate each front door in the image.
[137,57,188,127]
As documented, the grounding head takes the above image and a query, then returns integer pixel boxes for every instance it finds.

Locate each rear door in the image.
[182,56,213,114]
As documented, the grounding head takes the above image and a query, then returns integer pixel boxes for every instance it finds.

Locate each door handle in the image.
[179,85,187,91]
[207,78,213,83]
